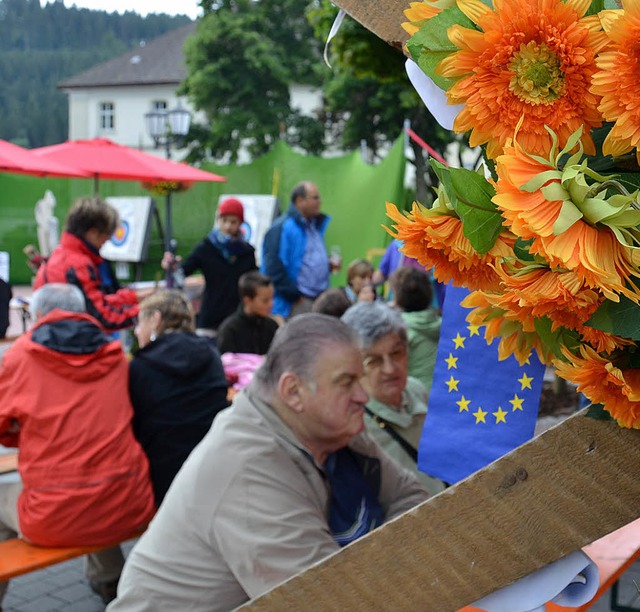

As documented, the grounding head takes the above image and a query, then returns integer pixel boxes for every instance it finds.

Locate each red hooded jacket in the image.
[34,232,139,331]
[0,310,155,546]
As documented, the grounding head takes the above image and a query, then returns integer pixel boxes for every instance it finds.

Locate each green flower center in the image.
[509,41,565,105]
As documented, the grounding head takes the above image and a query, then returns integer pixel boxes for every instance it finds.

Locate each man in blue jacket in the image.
[261,182,339,319]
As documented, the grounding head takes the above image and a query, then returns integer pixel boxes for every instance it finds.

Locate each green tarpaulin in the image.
[0,135,407,285]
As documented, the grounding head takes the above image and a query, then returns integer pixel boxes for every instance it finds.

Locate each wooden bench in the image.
[459,518,640,612]
[0,532,143,581]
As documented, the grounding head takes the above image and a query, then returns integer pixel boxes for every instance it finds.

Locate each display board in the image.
[219,195,280,265]
[100,197,154,263]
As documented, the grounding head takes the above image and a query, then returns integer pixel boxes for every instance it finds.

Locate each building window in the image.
[152,100,167,112]
[99,102,115,131]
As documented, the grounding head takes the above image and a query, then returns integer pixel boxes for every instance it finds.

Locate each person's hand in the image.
[357,284,376,303]
[161,251,181,271]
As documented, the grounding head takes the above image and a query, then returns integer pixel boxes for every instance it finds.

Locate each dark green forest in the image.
[0,0,190,147]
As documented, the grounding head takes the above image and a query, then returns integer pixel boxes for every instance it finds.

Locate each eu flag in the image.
[418,284,545,484]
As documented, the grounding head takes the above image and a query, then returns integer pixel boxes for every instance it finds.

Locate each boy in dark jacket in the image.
[216,271,279,355]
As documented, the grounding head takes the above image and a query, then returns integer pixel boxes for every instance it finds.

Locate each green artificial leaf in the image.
[534,317,581,359]
[406,5,476,90]
[553,200,583,234]
[430,160,504,254]
[407,5,475,52]
[585,403,615,422]
[585,295,640,340]
[415,51,457,91]
[585,0,605,16]
[513,238,535,262]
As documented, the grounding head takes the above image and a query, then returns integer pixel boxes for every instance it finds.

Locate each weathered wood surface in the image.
[330,0,410,49]
[242,410,640,611]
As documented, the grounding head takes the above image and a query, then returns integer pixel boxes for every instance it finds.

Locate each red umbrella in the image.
[32,138,226,190]
[0,139,90,178]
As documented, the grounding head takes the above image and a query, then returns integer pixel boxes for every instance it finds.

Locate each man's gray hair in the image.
[254,313,359,393]
[341,301,407,349]
[30,283,86,320]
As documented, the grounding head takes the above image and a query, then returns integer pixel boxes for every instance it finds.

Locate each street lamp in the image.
[144,104,192,286]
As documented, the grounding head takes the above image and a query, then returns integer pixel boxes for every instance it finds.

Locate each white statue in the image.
[34,190,59,258]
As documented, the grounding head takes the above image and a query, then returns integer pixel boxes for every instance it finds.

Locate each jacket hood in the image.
[402,309,442,340]
[135,332,216,379]
[27,310,124,381]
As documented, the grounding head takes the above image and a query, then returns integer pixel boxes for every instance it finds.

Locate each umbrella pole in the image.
[94,174,99,196]
[165,193,174,289]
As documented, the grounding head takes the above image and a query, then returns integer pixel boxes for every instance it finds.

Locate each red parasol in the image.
[0,139,90,178]
[31,138,226,191]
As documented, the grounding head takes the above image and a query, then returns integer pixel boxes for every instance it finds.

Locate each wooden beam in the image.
[241,410,640,611]
[330,0,410,50]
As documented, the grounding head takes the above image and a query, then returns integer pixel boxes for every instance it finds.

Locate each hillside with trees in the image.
[0,0,190,147]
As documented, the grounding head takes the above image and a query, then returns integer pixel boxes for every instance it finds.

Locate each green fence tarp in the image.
[0,135,406,285]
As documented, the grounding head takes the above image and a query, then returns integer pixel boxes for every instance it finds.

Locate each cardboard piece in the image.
[241,410,640,611]
[330,0,410,50]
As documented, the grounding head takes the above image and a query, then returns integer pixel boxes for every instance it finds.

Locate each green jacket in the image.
[401,308,441,392]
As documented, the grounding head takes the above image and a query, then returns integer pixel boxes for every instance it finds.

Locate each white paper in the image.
[405,59,464,131]
[472,550,599,612]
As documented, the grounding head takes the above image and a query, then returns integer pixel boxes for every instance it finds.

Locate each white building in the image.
[59,23,324,162]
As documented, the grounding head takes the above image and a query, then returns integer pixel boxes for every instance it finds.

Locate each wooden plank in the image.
[330,0,410,50]
[0,531,145,581]
[0,539,107,580]
[241,410,640,611]
[0,452,17,474]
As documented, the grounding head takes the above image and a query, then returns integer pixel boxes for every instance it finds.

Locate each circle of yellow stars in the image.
[444,324,534,425]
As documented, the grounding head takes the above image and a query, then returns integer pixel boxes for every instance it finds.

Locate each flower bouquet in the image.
[388,0,640,430]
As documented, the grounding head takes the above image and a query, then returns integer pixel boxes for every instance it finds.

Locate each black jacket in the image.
[129,332,229,505]
[182,237,256,330]
[216,306,279,355]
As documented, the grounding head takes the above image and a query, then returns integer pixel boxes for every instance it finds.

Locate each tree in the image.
[308,1,458,204]
[183,0,327,162]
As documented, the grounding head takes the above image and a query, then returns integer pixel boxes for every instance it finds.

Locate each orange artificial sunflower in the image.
[461,289,552,365]
[591,0,640,163]
[385,201,514,293]
[554,346,640,429]
[493,139,640,303]
[493,262,632,354]
[435,0,607,159]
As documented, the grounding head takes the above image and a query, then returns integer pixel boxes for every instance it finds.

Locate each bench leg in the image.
[611,579,640,612]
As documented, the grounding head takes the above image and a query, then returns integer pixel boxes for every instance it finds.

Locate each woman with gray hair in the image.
[341,301,445,496]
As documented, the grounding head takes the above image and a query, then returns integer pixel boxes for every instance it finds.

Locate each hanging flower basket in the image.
[142,180,193,196]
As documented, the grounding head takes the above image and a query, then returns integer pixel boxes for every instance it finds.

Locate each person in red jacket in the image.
[0,283,155,605]
[34,196,139,331]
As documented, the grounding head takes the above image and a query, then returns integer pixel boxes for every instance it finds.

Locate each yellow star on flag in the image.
[452,333,466,349]
[473,407,487,424]
[446,376,459,392]
[445,353,458,369]
[456,396,471,412]
[518,373,534,390]
[493,407,508,424]
[509,394,524,411]
[467,324,480,337]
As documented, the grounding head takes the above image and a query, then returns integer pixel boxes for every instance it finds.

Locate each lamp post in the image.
[144,104,192,286]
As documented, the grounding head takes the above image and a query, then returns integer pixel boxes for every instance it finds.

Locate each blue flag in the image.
[418,284,545,484]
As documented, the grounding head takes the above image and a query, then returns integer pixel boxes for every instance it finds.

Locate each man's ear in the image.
[277,372,305,413]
